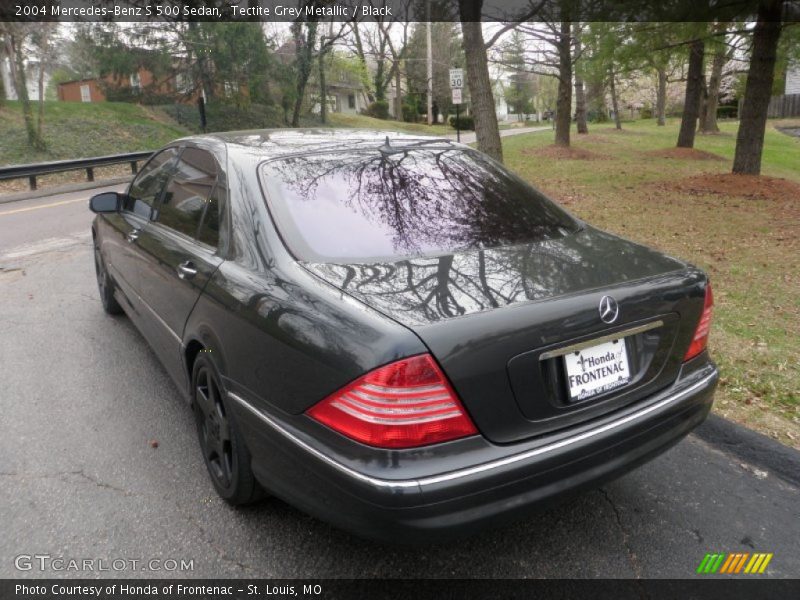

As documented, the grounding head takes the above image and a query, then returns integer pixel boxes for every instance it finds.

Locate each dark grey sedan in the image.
[89,130,717,542]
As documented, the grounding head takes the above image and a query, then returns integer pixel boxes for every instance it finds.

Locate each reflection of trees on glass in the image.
[157,148,217,238]
[307,229,677,326]
[260,145,579,262]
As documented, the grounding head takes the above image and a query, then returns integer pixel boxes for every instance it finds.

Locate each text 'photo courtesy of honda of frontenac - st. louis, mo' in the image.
[89,129,717,542]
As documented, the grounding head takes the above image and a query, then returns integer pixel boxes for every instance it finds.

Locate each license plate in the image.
[563,338,631,401]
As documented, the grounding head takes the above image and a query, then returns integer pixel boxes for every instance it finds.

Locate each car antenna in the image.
[379,135,394,155]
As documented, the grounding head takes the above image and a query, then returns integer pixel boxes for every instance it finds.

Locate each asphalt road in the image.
[1,188,798,579]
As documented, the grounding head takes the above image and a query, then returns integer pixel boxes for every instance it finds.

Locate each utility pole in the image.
[426,1,433,125]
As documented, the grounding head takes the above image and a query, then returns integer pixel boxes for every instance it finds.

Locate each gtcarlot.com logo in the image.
[14,554,194,572]
[696,552,773,575]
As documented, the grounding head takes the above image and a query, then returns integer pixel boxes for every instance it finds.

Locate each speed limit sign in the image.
[449,68,464,89]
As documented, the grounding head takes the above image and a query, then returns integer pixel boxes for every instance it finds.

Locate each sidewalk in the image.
[448,125,551,144]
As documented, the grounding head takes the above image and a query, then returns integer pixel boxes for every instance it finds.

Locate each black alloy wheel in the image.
[192,354,263,504]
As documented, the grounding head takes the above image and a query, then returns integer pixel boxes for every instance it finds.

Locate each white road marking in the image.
[0,197,87,216]
[0,233,91,260]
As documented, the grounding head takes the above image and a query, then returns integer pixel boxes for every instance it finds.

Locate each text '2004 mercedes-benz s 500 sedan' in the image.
[89,130,717,542]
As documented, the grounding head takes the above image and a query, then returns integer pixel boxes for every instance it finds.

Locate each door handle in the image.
[126,229,140,243]
[177,260,198,280]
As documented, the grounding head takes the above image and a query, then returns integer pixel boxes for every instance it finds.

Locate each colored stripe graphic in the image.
[697,554,713,574]
[734,553,749,573]
[699,553,774,575]
[759,554,773,573]
[720,554,736,574]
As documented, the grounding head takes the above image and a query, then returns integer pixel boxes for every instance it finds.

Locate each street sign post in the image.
[449,68,464,89]
[450,69,464,142]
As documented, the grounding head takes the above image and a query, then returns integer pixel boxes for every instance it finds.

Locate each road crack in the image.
[599,488,646,581]
[0,469,134,496]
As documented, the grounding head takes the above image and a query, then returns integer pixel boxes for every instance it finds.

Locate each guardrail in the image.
[0,151,154,191]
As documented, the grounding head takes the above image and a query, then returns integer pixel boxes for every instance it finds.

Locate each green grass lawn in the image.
[327,112,454,136]
[503,118,800,447]
[0,101,190,166]
[0,101,454,167]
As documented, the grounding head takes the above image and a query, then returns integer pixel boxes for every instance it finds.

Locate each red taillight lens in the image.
[684,283,714,361]
[306,354,478,448]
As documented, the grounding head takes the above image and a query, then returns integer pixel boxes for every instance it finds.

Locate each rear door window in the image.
[259,147,580,262]
[125,147,178,220]
[155,148,218,239]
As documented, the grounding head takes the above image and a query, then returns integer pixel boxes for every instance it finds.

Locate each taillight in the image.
[306,354,478,448]
[684,283,714,361]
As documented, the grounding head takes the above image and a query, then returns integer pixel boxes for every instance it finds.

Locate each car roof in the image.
[175,128,460,159]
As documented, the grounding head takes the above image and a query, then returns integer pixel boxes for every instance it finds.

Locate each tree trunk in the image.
[554,20,572,146]
[573,22,588,134]
[394,62,402,120]
[318,48,327,124]
[459,1,503,162]
[8,32,45,151]
[698,75,709,132]
[700,48,727,134]
[291,21,318,128]
[37,40,46,138]
[733,1,784,175]
[609,67,621,130]
[350,22,375,103]
[677,38,705,148]
[656,67,667,126]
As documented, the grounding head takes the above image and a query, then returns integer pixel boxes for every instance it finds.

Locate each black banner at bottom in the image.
[3,579,800,600]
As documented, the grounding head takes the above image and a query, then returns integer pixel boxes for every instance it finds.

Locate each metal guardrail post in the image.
[28,176,37,191]
[87,168,94,182]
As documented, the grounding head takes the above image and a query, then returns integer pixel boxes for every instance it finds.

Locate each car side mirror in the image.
[89,192,122,213]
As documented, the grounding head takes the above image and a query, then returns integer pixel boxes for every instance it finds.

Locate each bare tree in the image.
[1,23,46,151]
[291,18,319,127]
[459,0,503,161]
[573,22,588,134]
[676,38,706,148]
[608,65,622,130]
[733,0,785,175]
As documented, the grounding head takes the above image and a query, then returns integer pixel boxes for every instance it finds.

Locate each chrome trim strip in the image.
[228,369,715,492]
[539,319,665,360]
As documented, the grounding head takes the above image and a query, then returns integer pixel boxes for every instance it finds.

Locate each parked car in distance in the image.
[89,130,718,542]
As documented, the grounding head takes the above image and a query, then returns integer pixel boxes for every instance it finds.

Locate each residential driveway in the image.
[0,189,798,579]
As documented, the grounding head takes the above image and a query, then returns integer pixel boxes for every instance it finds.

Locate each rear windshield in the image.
[259,146,580,262]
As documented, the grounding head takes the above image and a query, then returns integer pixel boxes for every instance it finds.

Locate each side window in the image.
[197,181,223,248]
[156,148,217,238]
[125,148,178,220]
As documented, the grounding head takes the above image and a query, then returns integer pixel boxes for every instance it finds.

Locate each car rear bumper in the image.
[230,359,718,543]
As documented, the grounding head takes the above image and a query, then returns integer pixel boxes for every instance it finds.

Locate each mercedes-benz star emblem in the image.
[599,296,619,324]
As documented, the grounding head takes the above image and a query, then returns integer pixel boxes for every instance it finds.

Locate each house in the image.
[276,40,372,117]
[56,66,187,103]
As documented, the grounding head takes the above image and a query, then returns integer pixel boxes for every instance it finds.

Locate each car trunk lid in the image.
[302,227,708,443]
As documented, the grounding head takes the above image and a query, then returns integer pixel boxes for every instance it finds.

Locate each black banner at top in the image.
[2,0,799,23]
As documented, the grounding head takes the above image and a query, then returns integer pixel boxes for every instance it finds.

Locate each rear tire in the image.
[191,354,264,505]
[93,239,123,315]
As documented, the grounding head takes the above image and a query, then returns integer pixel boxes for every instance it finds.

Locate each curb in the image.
[0,177,131,205]
[694,413,800,487]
